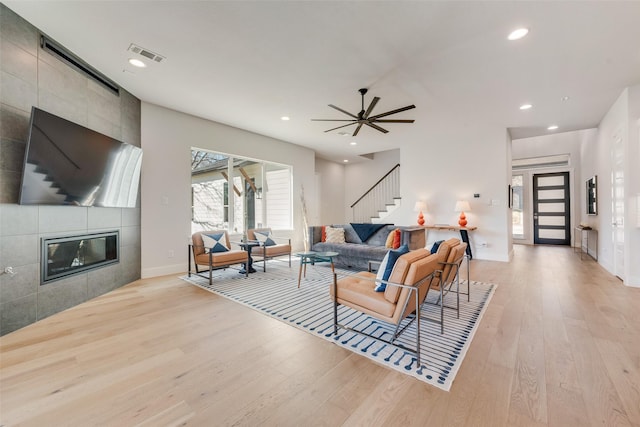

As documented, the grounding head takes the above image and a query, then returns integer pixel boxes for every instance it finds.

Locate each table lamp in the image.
[414,201,427,226]
[455,200,471,227]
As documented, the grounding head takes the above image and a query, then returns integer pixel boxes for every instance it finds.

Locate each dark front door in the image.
[533,172,570,245]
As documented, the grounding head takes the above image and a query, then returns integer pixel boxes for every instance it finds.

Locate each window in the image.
[512,174,524,239]
[190,149,292,234]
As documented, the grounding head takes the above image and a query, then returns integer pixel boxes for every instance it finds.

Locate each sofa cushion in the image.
[194,250,247,266]
[202,232,229,253]
[312,242,389,266]
[367,225,396,246]
[253,243,291,257]
[374,244,409,292]
[333,271,396,318]
[341,224,362,244]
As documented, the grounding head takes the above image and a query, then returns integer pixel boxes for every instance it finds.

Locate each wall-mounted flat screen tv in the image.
[19,107,142,208]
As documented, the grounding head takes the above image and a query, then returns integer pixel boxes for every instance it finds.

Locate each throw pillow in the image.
[375,251,391,285]
[342,224,362,244]
[254,230,276,246]
[430,240,445,254]
[321,226,327,242]
[392,229,401,249]
[385,229,397,248]
[325,226,346,244]
[202,233,229,253]
[374,244,409,292]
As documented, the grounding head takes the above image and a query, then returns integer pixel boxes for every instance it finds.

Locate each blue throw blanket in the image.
[350,223,391,242]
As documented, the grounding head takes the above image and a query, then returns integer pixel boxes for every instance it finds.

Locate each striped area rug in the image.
[181,260,496,391]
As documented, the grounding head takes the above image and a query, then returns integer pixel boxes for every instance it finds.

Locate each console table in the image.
[574,226,597,260]
[422,225,477,259]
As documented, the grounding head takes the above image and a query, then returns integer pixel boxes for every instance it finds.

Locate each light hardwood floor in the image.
[1,245,639,426]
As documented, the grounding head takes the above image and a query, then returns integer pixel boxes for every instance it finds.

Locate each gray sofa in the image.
[308,223,425,270]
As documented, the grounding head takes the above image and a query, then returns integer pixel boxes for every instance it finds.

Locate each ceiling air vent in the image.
[40,35,120,96]
[128,43,165,63]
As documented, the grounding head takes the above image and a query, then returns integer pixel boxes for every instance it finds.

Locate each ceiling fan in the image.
[312,88,415,136]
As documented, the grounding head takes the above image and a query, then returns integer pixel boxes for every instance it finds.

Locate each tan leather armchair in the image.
[247,228,291,271]
[330,247,448,366]
[189,230,249,284]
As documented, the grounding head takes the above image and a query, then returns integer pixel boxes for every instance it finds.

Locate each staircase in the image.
[351,164,401,223]
[371,197,401,223]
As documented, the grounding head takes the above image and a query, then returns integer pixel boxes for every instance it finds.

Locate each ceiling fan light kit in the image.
[312,88,415,136]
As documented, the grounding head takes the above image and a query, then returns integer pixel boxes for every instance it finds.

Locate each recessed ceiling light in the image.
[547,125,559,130]
[350,141,357,146]
[343,159,349,163]
[519,104,533,110]
[508,28,529,41]
[128,58,146,68]
[281,116,290,121]
[561,96,570,101]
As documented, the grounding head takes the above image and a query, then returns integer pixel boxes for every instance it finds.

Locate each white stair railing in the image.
[351,164,400,223]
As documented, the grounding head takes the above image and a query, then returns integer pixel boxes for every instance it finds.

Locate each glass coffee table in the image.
[295,251,339,288]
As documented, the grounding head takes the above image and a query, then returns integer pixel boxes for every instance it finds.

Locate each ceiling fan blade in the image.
[352,122,364,136]
[371,119,415,123]
[328,104,359,119]
[365,122,389,133]
[311,119,357,121]
[324,122,358,133]
[369,104,416,120]
[363,97,380,119]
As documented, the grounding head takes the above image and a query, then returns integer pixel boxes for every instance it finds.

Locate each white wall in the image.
[314,157,345,225]
[624,86,640,286]
[387,124,511,262]
[140,103,316,278]
[586,85,640,287]
[592,89,628,277]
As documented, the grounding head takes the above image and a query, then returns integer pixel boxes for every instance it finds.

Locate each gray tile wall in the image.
[0,4,141,335]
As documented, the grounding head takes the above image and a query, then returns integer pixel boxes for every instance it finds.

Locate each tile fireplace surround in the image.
[0,4,141,336]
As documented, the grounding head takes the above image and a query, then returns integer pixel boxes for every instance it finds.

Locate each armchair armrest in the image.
[190,243,210,254]
[368,260,382,273]
[333,268,440,292]
[308,226,323,247]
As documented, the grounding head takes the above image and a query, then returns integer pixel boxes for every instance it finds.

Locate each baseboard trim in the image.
[141,263,185,279]
[624,275,640,287]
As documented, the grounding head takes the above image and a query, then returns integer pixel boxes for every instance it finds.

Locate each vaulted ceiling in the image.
[5,1,640,163]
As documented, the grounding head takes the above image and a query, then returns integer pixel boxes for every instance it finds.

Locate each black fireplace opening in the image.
[41,231,119,284]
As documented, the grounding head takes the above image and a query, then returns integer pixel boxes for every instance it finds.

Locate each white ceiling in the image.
[5,1,640,163]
